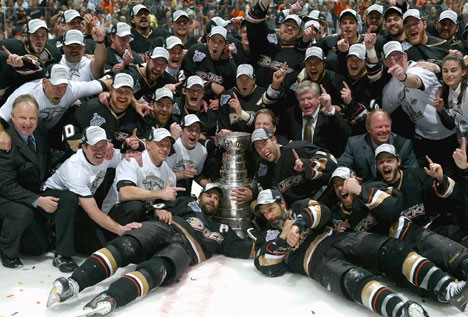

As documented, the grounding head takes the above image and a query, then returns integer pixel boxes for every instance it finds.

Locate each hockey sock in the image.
[107,258,169,308]
[360,280,405,317]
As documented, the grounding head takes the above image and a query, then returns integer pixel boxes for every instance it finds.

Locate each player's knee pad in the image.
[379,238,412,269]
[136,257,171,290]
[342,267,375,302]
[107,236,142,267]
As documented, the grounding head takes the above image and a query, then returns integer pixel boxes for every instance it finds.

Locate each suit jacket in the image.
[278,106,352,157]
[0,123,49,207]
[337,133,418,182]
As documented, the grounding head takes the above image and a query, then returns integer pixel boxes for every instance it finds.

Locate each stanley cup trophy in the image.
[213,132,252,238]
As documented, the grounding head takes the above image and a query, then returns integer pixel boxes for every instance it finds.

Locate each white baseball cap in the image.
[112,73,134,90]
[304,20,321,32]
[403,9,422,23]
[149,47,169,61]
[154,87,174,101]
[149,128,175,143]
[28,19,48,33]
[251,128,274,144]
[63,30,85,46]
[165,36,183,50]
[173,10,189,22]
[330,166,352,184]
[112,22,134,39]
[366,4,383,16]
[236,64,255,78]
[375,143,399,158]
[186,75,205,88]
[211,16,231,27]
[81,126,109,145]
[339,9,357,21]
[63,9,83,23]
[347,43,366,60]
[283,14,302,27]
[201,183,223,197]
[255,189,283,211]
[305,46,324,61]
[208,26,227,40]
[181,114,204,127]
[438,10,458,24]
[383,41,404,58]
[384,6,403,19]
[131,4,149,16]
[45,64,70,86]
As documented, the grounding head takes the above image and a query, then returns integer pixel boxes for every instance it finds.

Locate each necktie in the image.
[27,135,36,153]
[304,116,314,142]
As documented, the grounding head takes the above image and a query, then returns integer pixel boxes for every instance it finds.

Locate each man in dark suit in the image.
[0,94,77,271]
[278,80,352,157]
[337,109,418,182]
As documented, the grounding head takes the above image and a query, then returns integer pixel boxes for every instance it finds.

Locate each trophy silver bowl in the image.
[218,132,251,153]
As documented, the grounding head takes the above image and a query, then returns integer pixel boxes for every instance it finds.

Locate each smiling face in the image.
[347,55,366,80]
[339,15,358,40]
[145,56,168,83]
[384,13,404,38]
[366,12,383,33]
[152,97,174,124]
[367,111,392,145]
[181,123,202,150]
[442,59,467,90]
[168,45,184,69]
[376,152,401,184]
[110,86,133,113]
[146,138,172,166]
[172,16,190,37]
[82,140,108,166]
[436,19,458,41]
[297,89,320,117]
[333,177,355,209]
[403,17,427,45]
[63,43,85,63]
[305,57,325,82]
[42,79,68,105]
[11,100,39,136]
[279,20,301,45]
[258,201,286,228]
[183,85,204,111]
[254,137,279,163]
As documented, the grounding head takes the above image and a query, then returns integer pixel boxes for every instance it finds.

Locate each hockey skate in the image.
[448,281,468,312]
[401,301,429,317]
[47,277,79,307]
[82,291,116,316]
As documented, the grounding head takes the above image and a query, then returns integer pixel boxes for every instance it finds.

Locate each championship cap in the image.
[201,183,223,197]
[383,41,404,58]
[383,6,403,19]
[403,9,422,23]
[165,36,183,50]
[255,189,283,211]
[375,143,399,158]
[283,14,302,27]
[304,20,321,32]
[211,16,231,27]
[251,128,274,144]
[236,64,255,79]
[307,10,327,23]
[153,87,173,101]
[173,10,189,22]
[339,9,357,22]
[63,9,83,23]
[63,30,85,46]
[111,22,133,39]
[208,26,227,40]
[149,47,169,61]
[366,4,383,16]
[330,167,352,184]
[181,114,204,127]
[148,128,175,143]
[131,4,149,16]
[27,19,48,34]
[112,73,134,90]
[305,46,324,61]
[186,75,205,88]
[438,10,458,24]
[347,43,366,60]
[45,64,70,86]
[81,126,109,145]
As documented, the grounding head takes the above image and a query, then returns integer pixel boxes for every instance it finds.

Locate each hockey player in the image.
[253,189,468,316]
[46,183,255,316]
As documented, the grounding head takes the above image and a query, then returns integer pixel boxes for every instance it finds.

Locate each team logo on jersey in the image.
[69,68,80,78]
[193,50,206,63]
[142,175,165,190]
[355,213,377,232]
[290,81,298,92]
[264,229,280,242]
[401,203,425,219]
[277,174,303,193]
[188,201,201,212]
[258,163,268,176]
[175,159,195,170]
[267,33,278,45]
[40,107,67,124]
[196,71,223,84]
[133,81,141,93]
[186,217,224,244]
[220,94,231,106]
[90,113,106,126]
[89,170,106,194]
[114,131,129,142]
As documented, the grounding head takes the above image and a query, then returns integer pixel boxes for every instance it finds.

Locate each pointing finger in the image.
[2,45,11,56]
[131,128,138,138]
[174,187,186,192]
[174,81,183,87]
[292,148,300,161]
[232,92,238,100]
[461,137,466,153]
[425,155,433,165]
[320,84,327,94]
[342,81,349,90]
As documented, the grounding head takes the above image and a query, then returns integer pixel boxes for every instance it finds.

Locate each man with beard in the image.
[106,22,143,71]
[170,10,200,49]
[253,189,466,316]
[364,4,384,35]
[402,9,451,64]
[43,125,142,255]
[375,6,405,61]
[251,127,337,207]
[129,4,169,58]
[47,183,255,316]
[435,10,466,54]
[338,109,418,182]
[102,128,185,225]
[54,9,96,55]
[0,63,108,151]
[146,87,181,133]
[166,114,209,196]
